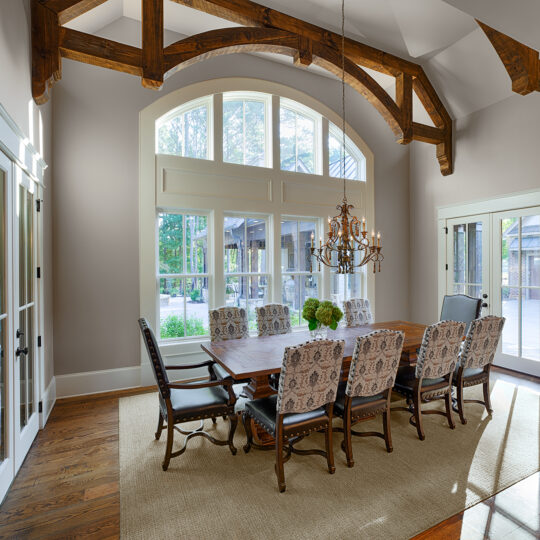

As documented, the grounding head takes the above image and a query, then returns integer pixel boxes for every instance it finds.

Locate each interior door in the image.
[13,175,38,471]
[492,207,540,377]
[0,152,13,502]
[446,214,491,311]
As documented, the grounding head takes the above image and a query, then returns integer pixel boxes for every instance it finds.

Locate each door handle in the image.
[15,347,28,357]
[482,294,488,299]
[482,303,488,308]
[16,329,24,338]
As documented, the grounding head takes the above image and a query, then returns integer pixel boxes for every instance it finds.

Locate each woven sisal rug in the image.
[120,379,539,539]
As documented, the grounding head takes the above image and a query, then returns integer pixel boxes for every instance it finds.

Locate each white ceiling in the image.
[64,0,539,120]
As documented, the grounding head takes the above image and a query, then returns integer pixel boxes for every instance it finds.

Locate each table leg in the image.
[243,375,275,400]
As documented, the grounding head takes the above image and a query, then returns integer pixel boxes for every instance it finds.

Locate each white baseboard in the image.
[55,365,143,398]
[40,376,56,427]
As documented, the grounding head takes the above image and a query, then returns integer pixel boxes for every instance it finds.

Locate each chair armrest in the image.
[164,360,215,370]
[168,379,231,390]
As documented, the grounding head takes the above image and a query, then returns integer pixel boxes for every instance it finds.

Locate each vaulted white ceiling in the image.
[65,0,538,120]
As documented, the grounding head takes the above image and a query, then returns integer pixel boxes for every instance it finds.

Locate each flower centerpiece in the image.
[302,298,343,338]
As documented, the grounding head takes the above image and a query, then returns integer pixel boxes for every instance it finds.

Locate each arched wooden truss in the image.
[32,0,453,175]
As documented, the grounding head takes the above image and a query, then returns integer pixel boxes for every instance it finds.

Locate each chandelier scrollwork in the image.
[309,0,383,275]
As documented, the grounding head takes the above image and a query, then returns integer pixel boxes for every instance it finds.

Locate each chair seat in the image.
[334,392,385,417]
[212,363,233,380]
[169,385,230,421]
[452,366,488,387]
[244,395,329,437]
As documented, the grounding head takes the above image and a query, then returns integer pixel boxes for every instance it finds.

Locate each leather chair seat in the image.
[334,391,385,417]
[169,385,230,421]
[244,395,328,437]
[212,363,233,380]
[458,366,484,378]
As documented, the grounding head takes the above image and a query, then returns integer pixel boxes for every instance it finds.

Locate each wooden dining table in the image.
[201,320,427,400]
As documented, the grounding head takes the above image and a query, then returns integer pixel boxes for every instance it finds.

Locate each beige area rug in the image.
[120,379,539,539]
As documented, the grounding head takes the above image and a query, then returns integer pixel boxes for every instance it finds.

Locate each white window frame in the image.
[222,91,272,169]
[328,121,366,182]
[139,78,375,382]
[156,209,211,341]
[156,95,213,160]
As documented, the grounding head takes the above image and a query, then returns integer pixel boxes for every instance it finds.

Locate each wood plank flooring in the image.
[0,368,538,539]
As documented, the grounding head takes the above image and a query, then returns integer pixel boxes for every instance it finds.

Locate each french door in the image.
[492,208,540,376]
[445,215,490,310]
[443,206,540,377]
[0,151,40,502]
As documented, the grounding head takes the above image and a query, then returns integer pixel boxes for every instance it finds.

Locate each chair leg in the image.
[456,382,467,425]
[275,429,286,493]
[211,417,217,424]
[227,413,238,456]
[383,408,393,453]
[343,413,354,468]
[162,421,174,471]
[325,422,336,474]
[413,391,425,441]
[155,411,165,440]
[444,392,456,430]
[483,381,493,414]
[242,413,253,454]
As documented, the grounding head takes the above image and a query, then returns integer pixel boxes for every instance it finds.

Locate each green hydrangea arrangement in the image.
[302,298,343,331]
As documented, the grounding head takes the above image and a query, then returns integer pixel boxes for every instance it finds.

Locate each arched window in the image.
[141,80,374,346]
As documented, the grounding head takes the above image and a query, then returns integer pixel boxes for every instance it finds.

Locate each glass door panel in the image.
[446,215,490,311]
[493,209,540,376]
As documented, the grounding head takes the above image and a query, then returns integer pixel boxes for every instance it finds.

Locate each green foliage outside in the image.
[160,314,206,339]
[302,298,343,331]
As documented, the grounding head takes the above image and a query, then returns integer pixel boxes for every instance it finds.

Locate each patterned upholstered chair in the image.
[138,318,238,471]
[334,330,404,467]
[209,306,249,342]
[440,294,482,334]
[209,306,249,382]
[453,316,505,424]
[394,320,465,440]
[242,339,345,493]
[256,304,292,337]
[343,298,373,328]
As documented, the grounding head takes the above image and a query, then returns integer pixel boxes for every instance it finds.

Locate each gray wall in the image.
[52,17,410,376]
[0,0,54,386]
[410,91,540,324]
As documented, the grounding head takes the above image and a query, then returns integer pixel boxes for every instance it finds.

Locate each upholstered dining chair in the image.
[343,298,373,327]
[394,320,465,440]
[242,339,345,493]
[440,294,482,334]
[453,315,505,424]
[334,330,404,467]
[256,303,292,337]
[138,318,238,471]
[209,306,250,382]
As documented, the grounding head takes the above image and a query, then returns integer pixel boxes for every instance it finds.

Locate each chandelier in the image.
[310,0,383,275]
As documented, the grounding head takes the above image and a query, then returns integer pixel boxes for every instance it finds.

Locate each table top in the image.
[201,320,427,380]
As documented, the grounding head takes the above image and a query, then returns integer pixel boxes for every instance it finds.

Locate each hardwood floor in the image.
[0,369,538,539]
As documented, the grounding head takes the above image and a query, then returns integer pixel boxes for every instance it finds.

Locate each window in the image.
[328,122,366,181]
[156,98,210,159]
[158,212,209,339]
[280,99,318,174]
[224,216,269,329]
[331,267,365,305]
[223,93,269,167]
[281,219,319,326]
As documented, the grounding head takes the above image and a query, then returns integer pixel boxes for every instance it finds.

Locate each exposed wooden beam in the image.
[59,27,143,76]
[169,0,421,77]
[142,0,164,89]
[412,123,445,144]
[43,0,109,25]
[294,36,312,67]
[32,0,61,105]
[477,20,540,96]
[395,73,412,144]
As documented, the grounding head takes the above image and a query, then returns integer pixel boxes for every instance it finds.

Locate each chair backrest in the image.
[343,298,373,327]
[209,307,249,342]
[416,320,466,379]
[460,315,505,369]
[276,339,344,414]
[346,330,404,398]
[138,318,170,400]
[256,304,292,337]
[440,294,482,334]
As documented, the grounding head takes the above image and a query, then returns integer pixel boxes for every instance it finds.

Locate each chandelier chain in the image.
[341,0,346,200]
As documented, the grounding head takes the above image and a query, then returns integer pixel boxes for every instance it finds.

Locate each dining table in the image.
[201,320,427,401]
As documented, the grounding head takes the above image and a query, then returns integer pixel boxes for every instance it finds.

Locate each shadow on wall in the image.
[0,0,31,69]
